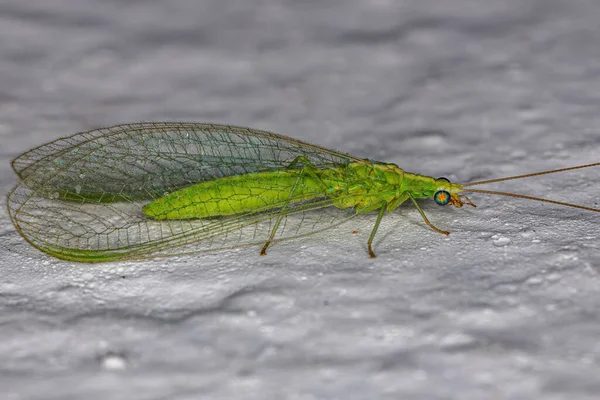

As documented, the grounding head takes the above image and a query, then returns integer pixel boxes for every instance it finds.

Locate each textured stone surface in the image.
[2,1,600,399]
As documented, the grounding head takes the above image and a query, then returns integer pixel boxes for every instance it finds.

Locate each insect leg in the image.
[408,193,450,236]
[260,161,327,256]
[260,218,284,256]
[285,156,315,170]
[367,201,387,258]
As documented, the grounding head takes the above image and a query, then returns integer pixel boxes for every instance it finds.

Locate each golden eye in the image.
[434,190,451,206]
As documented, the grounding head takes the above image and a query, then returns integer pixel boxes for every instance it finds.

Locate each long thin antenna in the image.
[463,162,600,187]
[462,188,600,213]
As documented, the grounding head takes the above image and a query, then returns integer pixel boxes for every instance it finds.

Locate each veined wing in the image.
[7,123,365,262]
[8,184,362,262]
[11,122,361,201]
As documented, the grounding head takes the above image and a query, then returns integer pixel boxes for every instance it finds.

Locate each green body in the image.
[143,160,462,220]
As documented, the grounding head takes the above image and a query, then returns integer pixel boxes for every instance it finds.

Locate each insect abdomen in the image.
[142,170,326,220]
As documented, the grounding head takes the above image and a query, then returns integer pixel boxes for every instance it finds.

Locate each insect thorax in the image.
[322,161,406,211]
[345,160,406,186]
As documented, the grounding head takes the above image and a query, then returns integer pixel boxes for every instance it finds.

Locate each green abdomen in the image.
[142,170,326,220]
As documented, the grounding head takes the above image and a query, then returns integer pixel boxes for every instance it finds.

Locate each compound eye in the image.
[437,177,450,182]
[434,190,451,206]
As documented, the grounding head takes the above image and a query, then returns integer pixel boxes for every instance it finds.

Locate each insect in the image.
[6,122,600,262]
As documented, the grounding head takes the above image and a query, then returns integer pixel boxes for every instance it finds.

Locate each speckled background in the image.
[2,1,600,399]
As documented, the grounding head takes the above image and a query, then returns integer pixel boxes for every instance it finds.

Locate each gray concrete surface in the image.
[2,0,600,399]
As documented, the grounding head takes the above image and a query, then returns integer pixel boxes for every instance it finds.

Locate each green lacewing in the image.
[6,122,600,262]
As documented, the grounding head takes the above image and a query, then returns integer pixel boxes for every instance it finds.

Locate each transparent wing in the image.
[8,188,361,262]
[7,123,365,262]
[11,122,361,201]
